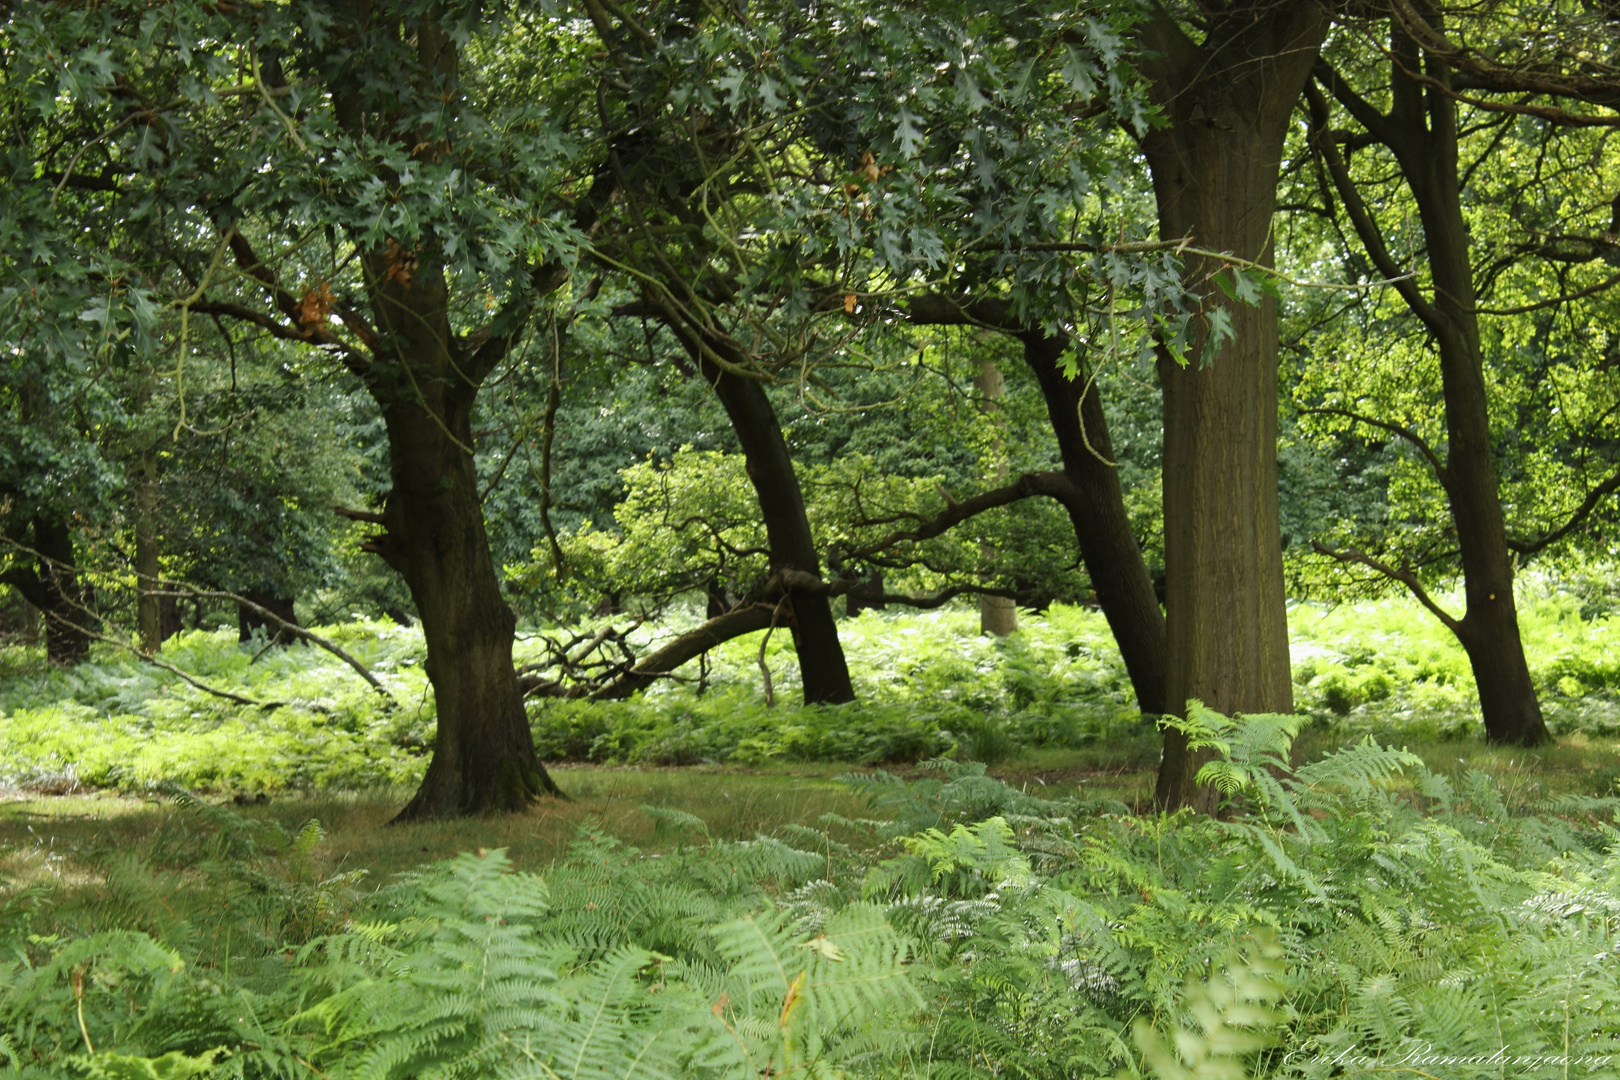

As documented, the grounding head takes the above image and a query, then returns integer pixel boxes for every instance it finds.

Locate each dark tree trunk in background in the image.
[905,297,1166,715]
[846,568,885,617]
[363,255,564,820]
[238,591,300,644]
[5,515,93,665]
[135,450,163,653]
[1138,3,1327,812]
[1313,25,1549,746]
[1020,334,1167,714]
[659,319,856,705]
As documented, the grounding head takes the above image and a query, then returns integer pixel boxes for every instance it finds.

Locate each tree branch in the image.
[1507,463,1620,556]
[1298,406,1450,490]
[1311,540,1462,634]
[1305,81,1443,330]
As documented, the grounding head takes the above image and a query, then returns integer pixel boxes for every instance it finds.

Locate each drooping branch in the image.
[1507,463,1620,556]
[1298,405,1450,491]
[1311,540,1462,635]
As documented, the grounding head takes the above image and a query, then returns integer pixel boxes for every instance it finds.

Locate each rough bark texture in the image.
[1314,25,1549,746]
[310,6,563,819]
[1138,3,1328,812]
[1020,334,1167,714]
[366,258,563,820]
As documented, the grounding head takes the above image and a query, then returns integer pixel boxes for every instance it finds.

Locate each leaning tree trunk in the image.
[1138,3,1327,812]
[1020,334,1166,714]
[1330,29,1549,746]
[364,258,562,820]
[660,320,856,705]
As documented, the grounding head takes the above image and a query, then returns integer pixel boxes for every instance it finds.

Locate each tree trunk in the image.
[974,360,1018,636]
[361,258,563,821]
[21,594,39,645]
[21,516,92,665]
[1020,334,1167,714]
[655,315,856,705]
[1138,3,1327,811]
[238,590,299,644]
[134,450,163,653]
[1320,26,1549,746]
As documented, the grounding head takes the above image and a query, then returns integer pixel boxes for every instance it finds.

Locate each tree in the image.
[1294,0,1620,745]
[1134,0,1330,811]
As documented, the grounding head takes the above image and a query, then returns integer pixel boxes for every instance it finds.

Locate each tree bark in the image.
[6,515,93,665]
[361,257,563,820]
[904,297,1167,715]
[657,318,857,705]
[1020,335,1167,714]
[134,450,163,652]
[1313,23,1549,746]
[1137,3,1328,811]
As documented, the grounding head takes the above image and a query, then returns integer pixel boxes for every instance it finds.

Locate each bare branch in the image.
[1311,540,1462,634]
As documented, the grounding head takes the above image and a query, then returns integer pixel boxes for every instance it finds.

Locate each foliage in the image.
[3,710,1618,1077]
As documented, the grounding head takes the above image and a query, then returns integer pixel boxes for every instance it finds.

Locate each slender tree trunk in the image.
[134,450,163,653]
[1138,3,1327,811]
[362,258,563,820]
[1020,335,1167,713]
[975,360,1018,636]
[701,360,856,704]
[653,312,856,705]
[1320,26,1549,746]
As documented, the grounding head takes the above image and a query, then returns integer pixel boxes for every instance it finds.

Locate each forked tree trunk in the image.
[1138,3,1327,812]
[363,258,563,821]
[1315,26,1549,746]
[1020,334,1166,714]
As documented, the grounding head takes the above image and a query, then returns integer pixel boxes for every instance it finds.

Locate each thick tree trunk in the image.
[1020,334,1167,714]
[135,450,163,653]
[1325,30,1549,746]
[1138,4,1327,811]
[362,261,562,821]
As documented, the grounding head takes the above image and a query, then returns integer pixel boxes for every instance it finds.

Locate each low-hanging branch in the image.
[1311,540,1462,635]
[519,470,1074,700]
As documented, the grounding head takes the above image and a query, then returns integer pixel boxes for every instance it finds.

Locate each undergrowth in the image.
[7,591,1620,793]
[2,712,1617,1077]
